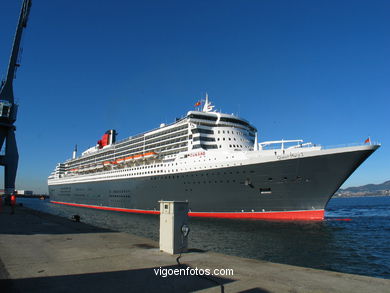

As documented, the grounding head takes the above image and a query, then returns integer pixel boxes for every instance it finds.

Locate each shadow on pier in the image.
[2,264,237,293]
[0,205,113,235]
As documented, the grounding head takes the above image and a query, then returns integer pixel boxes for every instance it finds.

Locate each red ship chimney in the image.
[97,130,116,149]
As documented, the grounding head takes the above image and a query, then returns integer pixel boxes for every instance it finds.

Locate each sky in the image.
[0,0,389,194]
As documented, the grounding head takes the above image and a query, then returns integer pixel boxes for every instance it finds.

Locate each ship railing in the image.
[115,116,187,145]
[322,141,380,150]
[259,139,319,150]
[62,117,188,164]
[259,140,379,151]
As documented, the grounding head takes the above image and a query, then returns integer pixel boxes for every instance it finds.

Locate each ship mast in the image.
[202,93,215,112]
[0,0,32,197]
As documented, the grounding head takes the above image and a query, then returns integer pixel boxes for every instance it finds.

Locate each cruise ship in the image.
[48,95,379,220]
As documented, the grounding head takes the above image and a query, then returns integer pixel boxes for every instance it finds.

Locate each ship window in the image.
[188,114,217,121]
[219,117,250,127]
[192,128,214,134]
[193,136,215,142]
[260,188,272,194]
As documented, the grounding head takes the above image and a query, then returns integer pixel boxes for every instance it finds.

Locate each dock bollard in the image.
[159,201,189,255]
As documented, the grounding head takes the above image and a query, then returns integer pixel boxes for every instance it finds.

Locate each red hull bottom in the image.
[50,201,325,221]
[189,210,324,220]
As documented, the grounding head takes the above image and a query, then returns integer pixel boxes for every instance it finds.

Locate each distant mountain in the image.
[336,180,390,197]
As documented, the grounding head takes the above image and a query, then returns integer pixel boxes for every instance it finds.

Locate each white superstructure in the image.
[49,96,262,182]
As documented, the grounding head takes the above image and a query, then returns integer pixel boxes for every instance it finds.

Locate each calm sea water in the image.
[18,196,390,279]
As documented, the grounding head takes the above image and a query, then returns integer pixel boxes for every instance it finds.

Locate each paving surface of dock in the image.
[1,205,389,293]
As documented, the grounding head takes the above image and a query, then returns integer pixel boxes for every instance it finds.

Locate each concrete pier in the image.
[1,205,389,293]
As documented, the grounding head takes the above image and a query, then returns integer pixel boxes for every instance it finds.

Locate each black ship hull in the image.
[49,146,377,220]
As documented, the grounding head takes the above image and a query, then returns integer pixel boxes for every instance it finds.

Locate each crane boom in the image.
[0,0,32,104]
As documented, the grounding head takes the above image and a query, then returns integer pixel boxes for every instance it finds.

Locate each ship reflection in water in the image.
[19,196,390,279]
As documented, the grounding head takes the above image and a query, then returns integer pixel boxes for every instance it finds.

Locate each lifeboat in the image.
[143,152,158,159]
[116,158,126,164]
[115,152,158,163]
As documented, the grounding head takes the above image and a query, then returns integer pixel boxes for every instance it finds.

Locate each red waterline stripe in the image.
[51,200,324,220]
[50,201,159,215]
[189,210,324,220]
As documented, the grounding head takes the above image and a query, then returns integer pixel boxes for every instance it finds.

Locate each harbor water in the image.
[17,196,390,279]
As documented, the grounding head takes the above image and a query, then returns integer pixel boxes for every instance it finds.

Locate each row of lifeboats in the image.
[67,152,158,174]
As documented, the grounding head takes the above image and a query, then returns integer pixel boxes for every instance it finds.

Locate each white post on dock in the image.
[159,201,189,255]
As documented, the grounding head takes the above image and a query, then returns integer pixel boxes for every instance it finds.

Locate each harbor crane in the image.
[0,0,32,201]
